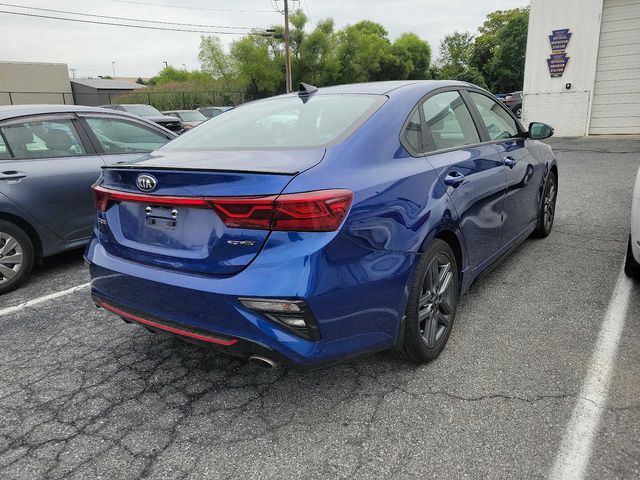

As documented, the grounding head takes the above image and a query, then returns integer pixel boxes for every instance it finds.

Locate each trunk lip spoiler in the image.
[101,164,300,176]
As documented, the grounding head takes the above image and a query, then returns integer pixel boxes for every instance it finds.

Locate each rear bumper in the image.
[93,295,297,367]
[86,231,417,368]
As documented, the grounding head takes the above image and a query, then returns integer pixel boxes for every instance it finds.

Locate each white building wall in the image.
[523,0,604,136]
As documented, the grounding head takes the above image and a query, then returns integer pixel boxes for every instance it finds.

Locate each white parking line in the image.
[0,283,90,317]
[549,266,633,480]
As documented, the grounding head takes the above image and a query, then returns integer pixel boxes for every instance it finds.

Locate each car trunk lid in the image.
[94,149,325,275]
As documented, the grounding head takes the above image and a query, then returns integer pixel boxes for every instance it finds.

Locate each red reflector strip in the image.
[93,185,210,209]
[98,300,238,346]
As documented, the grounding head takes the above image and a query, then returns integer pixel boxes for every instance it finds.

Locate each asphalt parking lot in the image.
[0,137,638,480]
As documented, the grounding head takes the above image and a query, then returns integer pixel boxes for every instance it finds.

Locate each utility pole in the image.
[112,61,116,78]
[283,0,293,92]
[69,68,76,78]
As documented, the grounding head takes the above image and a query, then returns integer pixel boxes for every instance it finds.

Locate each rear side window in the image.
[162,94,385,150]
[84,117,170,154]
[404,109,423,153]
[469,92,519,140]
[1,119,87,160]
[422,91,480,151]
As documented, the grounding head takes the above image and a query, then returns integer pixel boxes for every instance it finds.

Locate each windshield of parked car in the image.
[177,111,207,122]
[121,105,163,117]
[161,94,385,150]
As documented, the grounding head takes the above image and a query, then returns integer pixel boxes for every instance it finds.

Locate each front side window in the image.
[162,94,385,151]
[1,119,86,159]
[422,91,480,151]
[85,117,170,154]
[469,92,519,140]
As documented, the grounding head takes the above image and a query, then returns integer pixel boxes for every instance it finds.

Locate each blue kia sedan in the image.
[86,80,557,368]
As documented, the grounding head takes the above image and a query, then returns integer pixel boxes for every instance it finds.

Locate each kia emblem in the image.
[136,174,157,192]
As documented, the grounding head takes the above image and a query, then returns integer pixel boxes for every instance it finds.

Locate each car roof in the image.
[0,104,133,121]
[302,80,474,96]
[0,105,177,135]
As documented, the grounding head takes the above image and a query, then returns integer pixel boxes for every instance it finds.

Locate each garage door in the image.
[589,0,640,134]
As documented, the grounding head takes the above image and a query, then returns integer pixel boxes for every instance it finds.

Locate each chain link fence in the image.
[0,90,254,110]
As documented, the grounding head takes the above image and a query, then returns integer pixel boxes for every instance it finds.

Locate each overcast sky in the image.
[0,0,528,78]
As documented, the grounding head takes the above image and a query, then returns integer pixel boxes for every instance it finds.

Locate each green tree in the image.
[149,66,211,85]
[336,21,398,83]
[296,18,340,86]
[199,35,236,82]
[437,31,486,87]
[230,35,283,97]
[392,33,432,79]
[471,7,529,92]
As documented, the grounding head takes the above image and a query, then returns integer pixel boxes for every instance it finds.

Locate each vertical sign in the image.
[547,29,571,77]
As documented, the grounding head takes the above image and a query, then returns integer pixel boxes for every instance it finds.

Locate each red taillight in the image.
[93,185,110,212]
[273,190,353,231]
[209,189,353,231]
[207,196,277,230]
[92,185,208,212]
[92,185,353,232]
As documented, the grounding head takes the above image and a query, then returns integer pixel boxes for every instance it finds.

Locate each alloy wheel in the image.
[543,177,556,232]
[418,253,455,348]
[0,232,24,284]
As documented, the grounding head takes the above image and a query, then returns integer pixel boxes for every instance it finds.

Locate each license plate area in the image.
[146,216,177,230]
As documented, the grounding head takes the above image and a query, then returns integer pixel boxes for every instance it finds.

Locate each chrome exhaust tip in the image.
[248,356,278,369]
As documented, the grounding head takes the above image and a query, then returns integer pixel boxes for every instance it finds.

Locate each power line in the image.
[107,0,276,14]
[0,2,255,29]
[0,9,254,34]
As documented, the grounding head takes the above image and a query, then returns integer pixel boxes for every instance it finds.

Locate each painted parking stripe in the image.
[549,266,633,480]
[0,283,90,317]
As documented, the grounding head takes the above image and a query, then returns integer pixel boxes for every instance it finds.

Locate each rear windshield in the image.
[177,111,207,122]
[122,105,162,117]
[161,94,385,150]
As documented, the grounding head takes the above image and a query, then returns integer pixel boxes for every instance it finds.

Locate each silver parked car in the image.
[0,105,177,293]
[162,110,207,131]
[197,106,232,119]
[626,165,640,278]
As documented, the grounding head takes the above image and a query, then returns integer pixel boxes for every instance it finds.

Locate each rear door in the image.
[78,114,175,166]
[0,114,104,240]
[465,91,541,243]
[421,90,507,268]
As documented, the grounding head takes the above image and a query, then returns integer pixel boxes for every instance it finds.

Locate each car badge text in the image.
[136,174,157,192]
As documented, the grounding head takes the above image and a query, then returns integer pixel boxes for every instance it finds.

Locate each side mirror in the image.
[528,122,554,140]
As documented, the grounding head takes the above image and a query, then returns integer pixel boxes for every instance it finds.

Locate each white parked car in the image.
[626,165,640,278]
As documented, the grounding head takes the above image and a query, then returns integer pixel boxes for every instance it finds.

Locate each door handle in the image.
[504,156,518,168]
[444,171,465,187]
[0,171,27,180]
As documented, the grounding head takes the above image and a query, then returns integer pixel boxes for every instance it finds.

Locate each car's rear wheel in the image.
[0,221,34,294]
[624,235,640,279]
[532,170,557,238]
[395,239,459,363]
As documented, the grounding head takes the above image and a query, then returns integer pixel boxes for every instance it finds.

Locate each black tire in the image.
[532,170,557,238]
[0,220,34,295]
[624,235,640,279]
[394,239,459,363]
